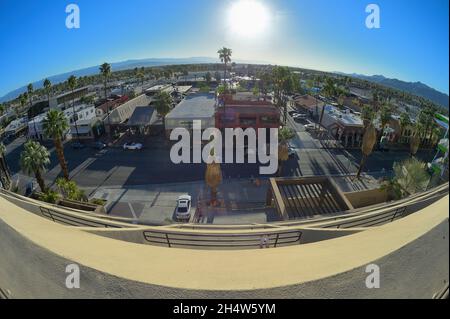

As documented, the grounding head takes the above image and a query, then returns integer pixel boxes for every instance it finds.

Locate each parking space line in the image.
[128,202,138,219]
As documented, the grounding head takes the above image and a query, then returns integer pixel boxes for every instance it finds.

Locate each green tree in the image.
[43,78,52,105]
[20,140,50,192]
[99,62,111,99]
[27,83,34,109]
[0,142,11,189]
[272,66,292,125]
[277,127,295,176]
[379,104,392,131]
[391,157,430,197]
[217,47,232,87]
[399,112,411,133]
[361,105,375,127]
[43,109,70,180]
[67,75,80,142]
[100,63,113,139]
[205,72,212,85]
[319,78,337,126]
[56,177,85,201]
[155,91,172,132]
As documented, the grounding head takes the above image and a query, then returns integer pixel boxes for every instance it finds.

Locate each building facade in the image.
[215,93,280,132]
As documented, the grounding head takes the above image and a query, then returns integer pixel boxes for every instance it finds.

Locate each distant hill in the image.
[0,57,228,103]
[343,73,449,109]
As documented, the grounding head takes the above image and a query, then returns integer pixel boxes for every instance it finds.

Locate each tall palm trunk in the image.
[34,169,46,192]
[277,160,284,176]
[224,62,227,88]
[356,154,367,178]
[71,94,80,143]
[55,137,69,180]
[0,156,11,189]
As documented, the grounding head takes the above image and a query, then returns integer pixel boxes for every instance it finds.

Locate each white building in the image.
[4,117,28,139]
[165,93,216,133]
[320,105,365,149]
[28,104,100,140]
[49,86,92,109]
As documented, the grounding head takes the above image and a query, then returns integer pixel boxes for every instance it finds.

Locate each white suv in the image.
[176,195,192,221]
[123,142,143,150]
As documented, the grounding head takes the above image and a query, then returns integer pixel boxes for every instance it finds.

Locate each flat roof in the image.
[127,106,158,126]
[325,105,363,127]
[166,93,216,119]
[145,84,172,92]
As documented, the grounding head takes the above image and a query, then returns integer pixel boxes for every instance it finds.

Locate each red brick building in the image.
[215,93,280,130]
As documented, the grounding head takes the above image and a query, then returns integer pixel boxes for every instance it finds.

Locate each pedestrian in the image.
[259,234,269,249]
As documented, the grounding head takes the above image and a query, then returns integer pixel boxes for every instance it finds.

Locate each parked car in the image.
[294,117,308,125]
[72,142,86,149]
[293,113,307,119]
[176,195,192,221]
[288,111,299,117]
[92,141,107,150]
[288,146,296,158]
[123,142,143,150]
[304,123,316,131]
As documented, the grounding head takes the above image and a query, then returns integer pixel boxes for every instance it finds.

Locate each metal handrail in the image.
[143,230,302,249]
[39,207,122,228]
[323,206,408,229]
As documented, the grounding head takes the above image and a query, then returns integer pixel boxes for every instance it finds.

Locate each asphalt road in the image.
[5,134,433,191]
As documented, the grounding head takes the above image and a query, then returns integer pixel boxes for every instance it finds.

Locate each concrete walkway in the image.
[90,174,381,225]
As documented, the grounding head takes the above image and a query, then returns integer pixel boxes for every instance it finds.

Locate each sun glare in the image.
[227,0,271,38]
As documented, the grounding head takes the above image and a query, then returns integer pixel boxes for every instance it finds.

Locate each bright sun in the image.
[227,0,271,38]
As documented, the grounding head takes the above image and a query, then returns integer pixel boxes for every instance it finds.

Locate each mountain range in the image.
[1,58,448,110]
[342,73,449,109]
[0,57,223,103]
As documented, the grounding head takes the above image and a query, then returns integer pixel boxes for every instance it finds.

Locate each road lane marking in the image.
[128,202,138,219]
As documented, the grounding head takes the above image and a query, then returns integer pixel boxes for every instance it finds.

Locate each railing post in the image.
[165,233,171,248]
[274,234,280,248]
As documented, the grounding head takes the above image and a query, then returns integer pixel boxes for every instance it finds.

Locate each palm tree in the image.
[410,124,422,157]
[272,66,292,125]
[100,63,112,139]
[392,157,430,196]
[136,69,145,86]
[19,93,27,113]
[361,105,374,128]
[20,140,50,192]
[43,109,70,180]
[205,148,222,206]
[379,104,392,131]
[0,142,11,189]
[43,78,52,105]
[27,83,34,109]
[217,47,232,88]
[399,112,411,134]
[67,75,80,143]
[277,127,295,176]
[320,78,337,127]
[99,62,111,99]
[155,91,173,134]
[356,123,377,178]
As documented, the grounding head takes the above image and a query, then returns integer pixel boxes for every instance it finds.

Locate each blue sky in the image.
[0,0,448,98]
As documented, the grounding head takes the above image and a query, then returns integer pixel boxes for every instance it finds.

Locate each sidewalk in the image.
[90,173,381,225]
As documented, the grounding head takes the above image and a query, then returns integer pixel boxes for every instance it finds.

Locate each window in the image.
[260,116,278,125]
[220,114,235,124]
[239,117,257,126]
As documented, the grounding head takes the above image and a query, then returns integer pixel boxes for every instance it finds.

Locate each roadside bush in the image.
[39,190,59,204]
[89,198,106,206]
[56,178,86,202]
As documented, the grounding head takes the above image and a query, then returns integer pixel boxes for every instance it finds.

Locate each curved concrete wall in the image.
[0,195,448,298]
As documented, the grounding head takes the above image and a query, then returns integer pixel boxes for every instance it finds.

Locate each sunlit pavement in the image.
[4,130,431,223]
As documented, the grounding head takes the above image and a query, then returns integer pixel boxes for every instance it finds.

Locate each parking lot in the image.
[3,109,435,223]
